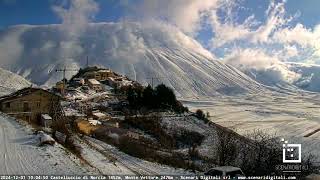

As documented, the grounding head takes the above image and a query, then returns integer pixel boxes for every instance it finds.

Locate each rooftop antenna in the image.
[55,66,78,95]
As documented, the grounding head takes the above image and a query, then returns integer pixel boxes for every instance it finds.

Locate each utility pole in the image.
[55,66,78,95]
[86,56,89,68]
[146,76,168,88]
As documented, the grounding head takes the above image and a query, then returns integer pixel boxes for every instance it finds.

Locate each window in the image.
[36,101,41,107]
[5,102,10,108]
[23,102,29,112]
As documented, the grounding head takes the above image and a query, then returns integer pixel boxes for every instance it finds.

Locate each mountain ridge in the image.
[0,22,266,97]
[0,68,32,96]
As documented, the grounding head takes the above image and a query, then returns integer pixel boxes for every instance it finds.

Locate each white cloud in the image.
[52,0,98,38]
[0,28,24,68]
[281,45,299,58]
[272,23,316,48]
[198,0,320,75]
[209,0,294,48]
[224,48,301,84]
[130,0,219,35]
[118,0,320,66]
[250,0,289,43]
[132,0,315,64]
[52,0,98,59]
[224,48,280,71]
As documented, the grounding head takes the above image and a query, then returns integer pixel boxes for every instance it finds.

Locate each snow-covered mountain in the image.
[0,22,266,97]
[228,60,320,93]
[285,62,320,92]
[0,68,31,96]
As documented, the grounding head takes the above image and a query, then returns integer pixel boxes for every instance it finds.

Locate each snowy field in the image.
[183,92,320,163]
[0,113,95,175]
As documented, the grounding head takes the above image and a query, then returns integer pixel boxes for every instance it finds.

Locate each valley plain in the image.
[183,91,320,163]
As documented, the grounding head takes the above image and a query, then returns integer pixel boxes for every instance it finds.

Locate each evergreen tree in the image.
[155,84,177,109]
[127,86,143,114]
[142,85,155,108]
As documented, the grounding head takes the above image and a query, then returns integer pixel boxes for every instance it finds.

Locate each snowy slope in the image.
[0,113,94,175]
[0,22,266,97]
[0,68,31,96]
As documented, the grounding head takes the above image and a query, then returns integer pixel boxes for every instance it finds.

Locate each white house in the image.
[87,79,102,91]
[41,114,52,128]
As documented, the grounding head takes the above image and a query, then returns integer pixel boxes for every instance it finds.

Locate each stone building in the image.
[0,87,61,124]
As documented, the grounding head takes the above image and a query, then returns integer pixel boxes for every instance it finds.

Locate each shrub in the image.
[174,129,205,148]
[195,109,209,123]
[195,109,205,119]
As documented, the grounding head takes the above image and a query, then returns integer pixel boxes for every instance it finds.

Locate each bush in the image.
[174,129,205,148]
[195,109,205,119]
[64,136,82,157]
[118,136,147,158]
[123,115,176,148]
[173,101,189,113]
[195,109,209,123]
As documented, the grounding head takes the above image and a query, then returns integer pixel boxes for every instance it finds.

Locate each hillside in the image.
[0,68,31,96]
[0,22,266,97]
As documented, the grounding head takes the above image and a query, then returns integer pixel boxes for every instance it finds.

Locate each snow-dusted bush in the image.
[36,131,55,146]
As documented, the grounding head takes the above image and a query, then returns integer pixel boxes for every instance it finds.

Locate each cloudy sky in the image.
[0,0,320,66]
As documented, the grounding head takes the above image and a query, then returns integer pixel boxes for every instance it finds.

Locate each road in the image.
[0,113,93,175]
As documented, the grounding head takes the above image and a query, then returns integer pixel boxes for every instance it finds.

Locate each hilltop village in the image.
[0,66,207,170]
[1,66,314,176]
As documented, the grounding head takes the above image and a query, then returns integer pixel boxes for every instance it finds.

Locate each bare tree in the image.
[301,153,319,177]
[241,130,282,175]
[216,128,238,166]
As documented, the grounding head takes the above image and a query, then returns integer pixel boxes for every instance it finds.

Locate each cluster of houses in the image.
[0,66,142,141]
[55,68,134,94]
